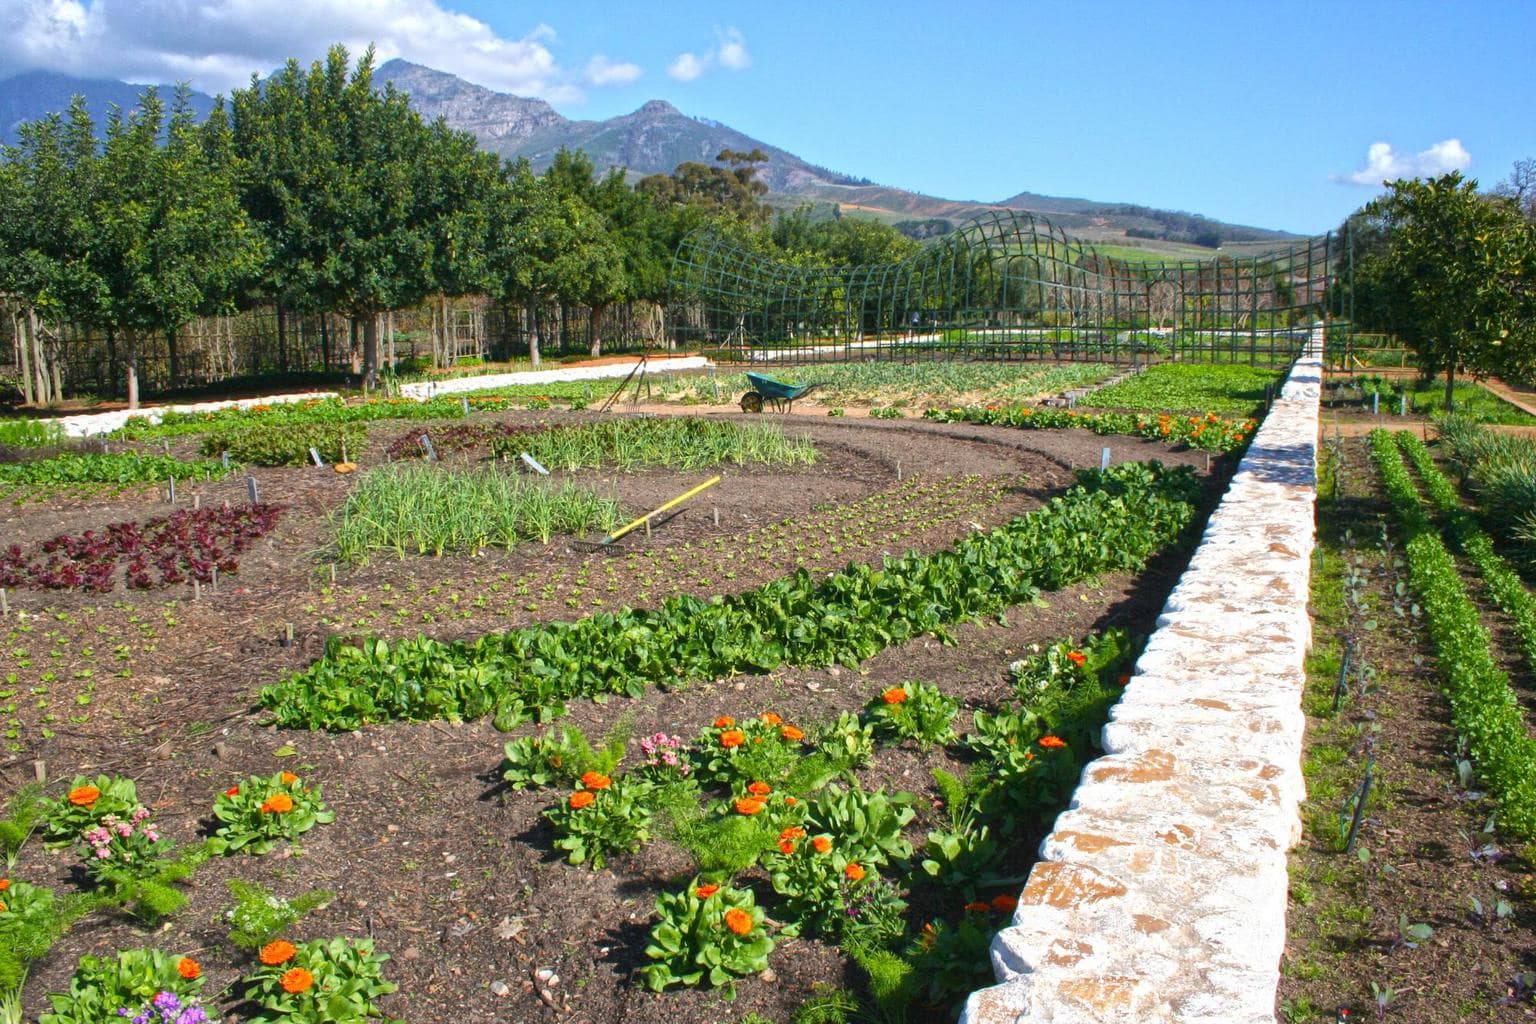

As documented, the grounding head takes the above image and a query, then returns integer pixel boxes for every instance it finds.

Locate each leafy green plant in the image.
[803,785,916,868]
[0,452,232,487]
[0,880,99,1024]
[669,807,780,878]
[240,936,395,1024]
[1080,362,1281,414]
[696,714,808,790]
[43,775,141,845]
[906,914,1000,1009]
[866,681,958,747]
[200,421,366,467]
[0,785,43,868]
[638,882,774,993]
[543,776,652,868]
[764,833,901,942]
[208,771,335,855]
[927,403,1255,452]
[814,711,875,770]
[501,721,628,790]
[964,707,1045,772]
[225,879,335,950]
[39,948,203,1024]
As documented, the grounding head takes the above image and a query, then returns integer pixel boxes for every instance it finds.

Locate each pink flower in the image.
[95,848,110,859]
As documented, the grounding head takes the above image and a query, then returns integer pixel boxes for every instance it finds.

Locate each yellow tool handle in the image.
[606,474,721,543]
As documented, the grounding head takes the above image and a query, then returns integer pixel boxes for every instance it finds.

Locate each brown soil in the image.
[1279,437,1536,1022]
[0,411,1224,1024]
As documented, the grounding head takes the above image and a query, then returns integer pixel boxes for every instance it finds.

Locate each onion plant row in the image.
[1397,431,1536,675]
[488,418,817,472]
[1433,413,1536,554]
[262,460,1203,731]
[331,466,622,562]
[1369,430,1536,838]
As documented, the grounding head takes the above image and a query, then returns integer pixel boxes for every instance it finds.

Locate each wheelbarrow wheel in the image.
[739,391,764,413]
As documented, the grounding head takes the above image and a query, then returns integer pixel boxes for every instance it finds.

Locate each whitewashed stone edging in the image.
[397,356,711,399]
[41,391,339,438]
[962,331,1323,1024]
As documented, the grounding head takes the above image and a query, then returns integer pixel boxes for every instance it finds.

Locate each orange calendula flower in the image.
[719,730,746,749]
[780,826,807,842]
[0,900,6,913]
[759,712,782,726]
[777,839,796,854]
[580,771,612,790]
[723,908,753,936]
[881,687,908,705]
[261,793,295,814]
[784,796,798,806]
[225,786,240,798]
[0,879,9,891]
[1066,650,1086,666]
[813,836,832,854]
[1038,735,1067,749]
[259,940,296,966]
[178,957,201,980]
[1117,674,1131,686]
[991,894,1019,912]
[67,785,100,807]
[746,781,772,796]
[280,772,299,785]
[280,967,314,994]
[964,901,990,913]
[734,797,766,816]
[780,725,804,742]
[569,791,596,810]
[695,883,720,899]
[713,716,735,729]
[845,863,866,882]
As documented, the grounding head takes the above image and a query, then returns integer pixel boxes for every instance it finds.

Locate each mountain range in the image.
[0,59,1296,247]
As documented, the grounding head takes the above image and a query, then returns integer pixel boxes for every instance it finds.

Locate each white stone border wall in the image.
[42,391,339,438]
[396,356,710,399]
[962,332,1323,1024]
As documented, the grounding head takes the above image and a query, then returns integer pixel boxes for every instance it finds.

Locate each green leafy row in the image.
[1369,430,1536,838]
[0,452,234,486]
[260,460,1202,730]
[108,394,523,441]
[1397,431,1536,673]
[1078,362,1282,414]
[923,404,1255,452]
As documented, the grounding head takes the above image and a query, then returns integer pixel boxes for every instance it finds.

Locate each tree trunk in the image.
[27,308,51,405]
[590,304,605,358]
[15,308,35,406]
[528,303,541,367]
[362,314,379,387]
[126,332,140,410]
[386,312,395,369]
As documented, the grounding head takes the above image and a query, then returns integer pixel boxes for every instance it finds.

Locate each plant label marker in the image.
[309,446,325,467]
[896,460,902,481]
[167,477,176,503]
[520,452,550,475]
[713,507,720,527]
[420,434,438,461]
[281,622,294,648]
[247,476,259,503]
[1100,447,1112,470]
[210,566,218,592]
[221,450,230,469]
[32,759,46,784]
[1372,393,1380,416]
[1400,393,1408,416]
[0,588,8,617]
[193,494,201,510]
[461,397,471,417]
[193,579,201,601]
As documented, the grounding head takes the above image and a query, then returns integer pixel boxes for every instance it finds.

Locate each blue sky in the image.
[3,0,1532,234]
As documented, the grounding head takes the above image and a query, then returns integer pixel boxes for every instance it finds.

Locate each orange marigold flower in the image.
[723,908,753,936]
[225,786,240,798]
[259,940,296,966]
[0,900,6,913]
[844,863,866,881]
[713,716,735,729]
[881,687,908,705]
[780,725,805,742]
[1066,650,1086,666]
[1038,735,1067,749]
[779,827,807,842]
[580,771,612,790]
[991,894,1019,912]
[261,793,295,814]
[784,796,798,806]
[0,879,9,891]
[778,839,796,854]
[747,781,772,796]
[719,730,746,749]
[67,785,100,807]
[178,957,201,980]
[963,901,990,913]
[280,967,314,994]
[813,836,832,854]
[759,712,782,726]
[280,772,299,785]
[695,883,720,899]
[569,791,596,810]
[734,797,766,816]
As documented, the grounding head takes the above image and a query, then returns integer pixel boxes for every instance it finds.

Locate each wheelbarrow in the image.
[740,371,823,413]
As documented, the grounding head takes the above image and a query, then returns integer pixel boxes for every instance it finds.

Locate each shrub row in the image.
[923,404,1255,452]
[0,452,232,486]
[261,460,1203,730]
[1370,430,1536,838]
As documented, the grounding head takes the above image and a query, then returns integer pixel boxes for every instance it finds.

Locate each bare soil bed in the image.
[0,412,1225,1024]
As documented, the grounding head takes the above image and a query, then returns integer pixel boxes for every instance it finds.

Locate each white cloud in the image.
[666,26,751,82]
[0,0,638,103]
[1337,138,1472,186]
[585,54,640,86]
